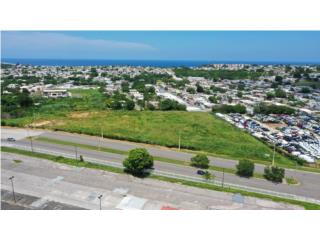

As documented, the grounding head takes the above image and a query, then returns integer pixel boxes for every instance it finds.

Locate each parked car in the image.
[7,137,16,142]
[197,169,205,175]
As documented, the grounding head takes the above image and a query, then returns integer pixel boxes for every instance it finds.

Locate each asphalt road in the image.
[2,130,320,201]
[2,128,320,200]
[1,153,302,209]
[38,131,315,175]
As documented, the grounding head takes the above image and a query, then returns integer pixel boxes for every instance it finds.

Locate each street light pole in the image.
[30,136,34,152]
[27,129,34,152]
[98,194,103,210]
[178,131,181,151]
[99,127,103,150]
[272,143,276,166]
[9,176,16,203]
[75,146,78,160]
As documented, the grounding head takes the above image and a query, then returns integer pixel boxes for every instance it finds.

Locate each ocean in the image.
[1,58,319,67]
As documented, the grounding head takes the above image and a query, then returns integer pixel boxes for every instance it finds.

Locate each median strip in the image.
[1,146,318,210]
[32,136,298,183]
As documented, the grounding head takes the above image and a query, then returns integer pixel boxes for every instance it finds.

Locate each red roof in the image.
[161,206,180,210]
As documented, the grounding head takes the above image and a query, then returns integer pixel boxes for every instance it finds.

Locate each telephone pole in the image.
[9,176,16,203]
[75,146,78,160]
[98,194,103,210]
[99,127,104,150]
[272,143,276,166]
[27,129,34,152]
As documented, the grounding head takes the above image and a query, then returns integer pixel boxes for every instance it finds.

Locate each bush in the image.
[254,103,295,115]
[212,104,246,114]
[123,148,154,176]
[159,99,186,111]
[203,171,214,181]
[264,166,285,183]
[79,155,84,162]
[236,160,254,177]
[191,154,209,169]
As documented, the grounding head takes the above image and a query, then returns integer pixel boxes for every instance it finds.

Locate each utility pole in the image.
[75,146,78,160]
[272,143,276,167]
[27,129,34,152]
[9,176,16,203]
[222,168,225,188]
[178,131,181,151]
[98,194,103,210]
[30,136,34,152]
[99,127,104,150]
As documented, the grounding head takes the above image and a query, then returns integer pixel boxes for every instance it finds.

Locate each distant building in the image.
[43,89,70,98]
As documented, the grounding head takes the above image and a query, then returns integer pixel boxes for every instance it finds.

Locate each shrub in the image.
[79,155,84,162]
[236,160,254,177]
[264,166,285,183]
[159,99,186,111]
[203,171,214,181]
[191,154,209,169]
[254,103,295,115]
[212,104,246,114]
[123,148,154,176]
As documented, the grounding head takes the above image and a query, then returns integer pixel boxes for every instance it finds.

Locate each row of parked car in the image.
[217,112,320,163]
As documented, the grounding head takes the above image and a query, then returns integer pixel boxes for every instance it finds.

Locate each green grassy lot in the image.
[1,146,317,210]
[5,111,294,166]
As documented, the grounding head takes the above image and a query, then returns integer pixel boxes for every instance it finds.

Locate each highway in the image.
[1,152,302,210]
[2,128,320,201]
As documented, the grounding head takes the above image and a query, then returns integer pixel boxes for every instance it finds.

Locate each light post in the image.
[27,129,34,152]
[98,194,103,210]
[178,131,181,151]
[98,127,104,150]
[272,143,276,166]
[9,176,16,203]
[30,136,34,152]
[75,146,78,160]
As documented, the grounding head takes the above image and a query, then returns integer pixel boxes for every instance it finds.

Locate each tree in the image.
[266,91,275,100]
[264,166,285,183]
[159,99,186,111]
[237,91,243,98]
[196,83,204,93]
[125,99,135,110]
[275,76,283,83]
[123,148,154,176]
[203,171,214,181]
[191,154,209,169]
[236,160,254,177]
[121,81,130,92]
[187,87,196,94]
[275,88,287,98]
[17,92,33,107]
[212,104,246,114]
[254,103,295,115]
[209,95,219,103]
[110,100,122,110]
[300,87,311,94]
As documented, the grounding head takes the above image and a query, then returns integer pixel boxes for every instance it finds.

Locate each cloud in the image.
[1,32,157,59]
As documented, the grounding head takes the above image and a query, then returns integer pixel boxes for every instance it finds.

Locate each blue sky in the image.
[2,31,320,62]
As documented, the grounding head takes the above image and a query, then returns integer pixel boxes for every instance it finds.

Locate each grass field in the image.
[3,110,294,165]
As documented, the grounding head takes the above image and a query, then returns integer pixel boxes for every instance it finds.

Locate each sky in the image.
[1,31,320,62]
